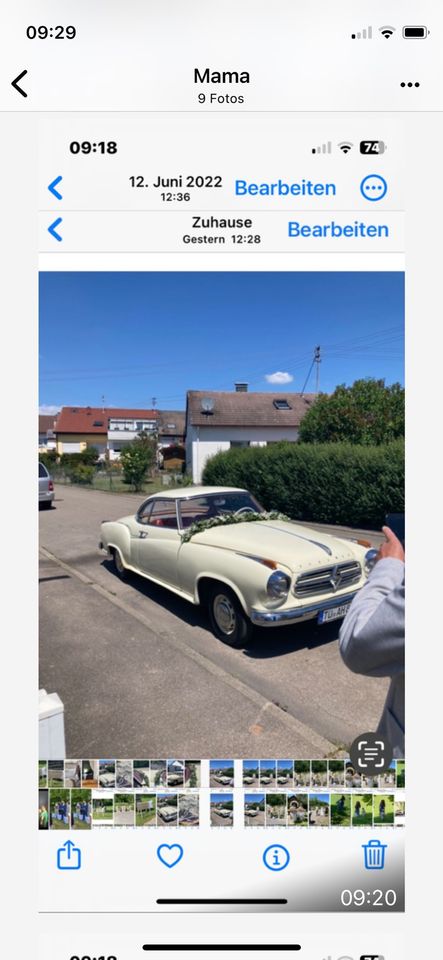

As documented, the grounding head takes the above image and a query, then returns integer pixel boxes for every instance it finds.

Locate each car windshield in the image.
[178,491,264,529]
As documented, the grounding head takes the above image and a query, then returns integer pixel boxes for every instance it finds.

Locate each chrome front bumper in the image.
[250,591,358,626]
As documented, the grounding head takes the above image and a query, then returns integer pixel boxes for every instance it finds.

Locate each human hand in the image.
[377,525,405,563]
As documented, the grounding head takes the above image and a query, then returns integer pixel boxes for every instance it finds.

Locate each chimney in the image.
[234,382,249,392]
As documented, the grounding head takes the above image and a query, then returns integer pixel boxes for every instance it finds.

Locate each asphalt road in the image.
[39,484,389,759]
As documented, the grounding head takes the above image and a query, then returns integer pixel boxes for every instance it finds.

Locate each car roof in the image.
[144,485,247,501]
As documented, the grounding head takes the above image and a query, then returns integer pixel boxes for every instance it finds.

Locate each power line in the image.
[301,346,321,395]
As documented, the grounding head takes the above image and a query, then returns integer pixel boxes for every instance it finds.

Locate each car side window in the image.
[147,499,178,530]
[137,501,154,525]
[39,463,48,478]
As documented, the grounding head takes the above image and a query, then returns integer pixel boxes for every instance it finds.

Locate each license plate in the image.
[318,602,351,624]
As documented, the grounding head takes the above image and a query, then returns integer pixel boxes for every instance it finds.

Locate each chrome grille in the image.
[294,561,361,598]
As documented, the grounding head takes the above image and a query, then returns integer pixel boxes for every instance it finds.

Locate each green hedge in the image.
[202,440,404,529]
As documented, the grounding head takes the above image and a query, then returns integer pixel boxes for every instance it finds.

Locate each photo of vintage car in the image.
[99,486,376,646]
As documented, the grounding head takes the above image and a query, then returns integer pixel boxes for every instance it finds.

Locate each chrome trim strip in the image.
[264,524,333,556]
[251,591,357,625]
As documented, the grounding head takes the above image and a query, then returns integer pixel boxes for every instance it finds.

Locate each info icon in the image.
[349,732,393,775]
[262,844,290,871]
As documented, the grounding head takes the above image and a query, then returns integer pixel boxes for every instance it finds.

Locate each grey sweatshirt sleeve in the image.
[338,557,405,679]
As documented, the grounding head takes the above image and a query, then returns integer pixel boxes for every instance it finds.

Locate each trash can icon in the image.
[362,839,387,870]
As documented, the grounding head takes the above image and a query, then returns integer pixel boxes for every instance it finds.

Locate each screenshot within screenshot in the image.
[1,2,441,959]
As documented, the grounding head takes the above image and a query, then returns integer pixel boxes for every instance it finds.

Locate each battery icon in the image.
[402,26,429,38]
[360,140,387,155]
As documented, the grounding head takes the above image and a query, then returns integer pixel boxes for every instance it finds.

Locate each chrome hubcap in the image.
[213,594,236,635]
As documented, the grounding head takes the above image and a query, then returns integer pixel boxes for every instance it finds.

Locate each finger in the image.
[381,525,397,543]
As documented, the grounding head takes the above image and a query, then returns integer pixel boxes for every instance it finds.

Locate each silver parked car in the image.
[39,461,54,509]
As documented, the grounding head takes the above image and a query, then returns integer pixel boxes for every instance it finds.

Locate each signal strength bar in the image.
[312,142,332,154]
[351,25,373,39]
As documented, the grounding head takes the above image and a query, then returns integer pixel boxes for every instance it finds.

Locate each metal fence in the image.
[50,464,189,494]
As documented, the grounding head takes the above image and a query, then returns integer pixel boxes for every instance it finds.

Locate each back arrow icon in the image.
[48,218,63,241]
[48,176,63,200]
[11,70,28,98]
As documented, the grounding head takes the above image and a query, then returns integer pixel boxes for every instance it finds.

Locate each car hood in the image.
[188,519,363,572]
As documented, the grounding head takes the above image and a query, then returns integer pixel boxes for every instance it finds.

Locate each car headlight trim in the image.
[364,548,379,575]
[267,570,291,599]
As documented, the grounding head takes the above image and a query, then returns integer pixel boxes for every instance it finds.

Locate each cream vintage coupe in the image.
[99,486,377,646]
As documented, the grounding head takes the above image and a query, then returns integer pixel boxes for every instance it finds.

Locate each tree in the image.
[298,378,404,445]
[120,433,156,491]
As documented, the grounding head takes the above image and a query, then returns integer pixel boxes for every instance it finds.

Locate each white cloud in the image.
[265,371,294,385]
[39,405,61,415]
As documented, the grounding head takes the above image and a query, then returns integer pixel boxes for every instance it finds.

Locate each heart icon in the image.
[156,843,184,868]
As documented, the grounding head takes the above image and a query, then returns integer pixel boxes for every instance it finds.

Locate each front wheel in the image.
[111,548,128,580]
[206,584,252,647]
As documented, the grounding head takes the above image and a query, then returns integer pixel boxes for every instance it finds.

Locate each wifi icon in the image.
[379,25,396,38]
[338,141,353,154]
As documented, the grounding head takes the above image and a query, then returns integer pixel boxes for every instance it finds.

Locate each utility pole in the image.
[301,345,322,395]
[314,345,321,392]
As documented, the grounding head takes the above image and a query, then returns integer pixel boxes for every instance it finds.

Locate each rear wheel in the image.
[206,583,252,647]
[112,548,128,580]
[40,501,52,510]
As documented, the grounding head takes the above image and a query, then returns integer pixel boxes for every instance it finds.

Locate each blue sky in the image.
[39,271,404,413]
[209,760,233,770]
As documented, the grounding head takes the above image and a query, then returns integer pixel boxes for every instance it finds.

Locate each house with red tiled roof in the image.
[39,413,58,452]
[185,384,316,482]
[54,406,158,458]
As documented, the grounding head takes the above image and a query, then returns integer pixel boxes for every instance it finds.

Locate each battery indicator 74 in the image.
[360,141,387,155]
[403,26,429,38]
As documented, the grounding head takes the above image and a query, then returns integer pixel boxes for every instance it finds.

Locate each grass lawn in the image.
[72,819,91,829]
[92,476,166,494]
[50,819,69,829]
[352,811,373,826]
[136,810,156,826]
[374,796,395,825]
[48,779,64,788]
[55,476,185,496]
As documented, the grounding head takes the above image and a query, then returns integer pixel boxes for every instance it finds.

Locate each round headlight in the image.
[364,548,379,575]
[267,570,291,599]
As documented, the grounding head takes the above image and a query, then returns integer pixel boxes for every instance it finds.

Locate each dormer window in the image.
[273,399,291,410]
